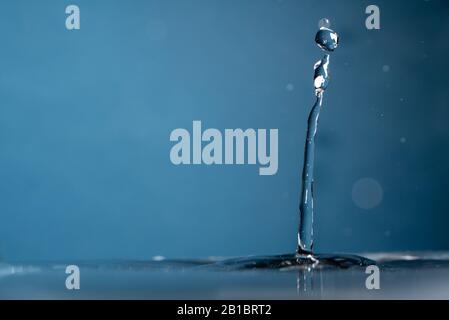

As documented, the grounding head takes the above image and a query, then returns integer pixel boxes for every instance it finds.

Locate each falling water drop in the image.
[318,18,331,29]
[315,27,339,52]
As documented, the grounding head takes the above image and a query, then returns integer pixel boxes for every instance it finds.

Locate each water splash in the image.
[297,25,339,255]
[212,22,373,270]
[197,21,372,270]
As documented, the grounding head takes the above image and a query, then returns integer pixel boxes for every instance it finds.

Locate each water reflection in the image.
[296,267,324,299]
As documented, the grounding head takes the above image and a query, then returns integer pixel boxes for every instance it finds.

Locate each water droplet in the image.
[318,18,331,29]
[315,27,339,52]
[400,137,407,144]
[286,83,294,91]
[314,55,330,95]
[382,65,390,72]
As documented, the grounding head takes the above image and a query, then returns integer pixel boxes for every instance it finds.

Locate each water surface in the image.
[1,252,448,299]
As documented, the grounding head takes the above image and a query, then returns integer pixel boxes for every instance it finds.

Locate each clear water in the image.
[198,23,370,269]
[297,94,322,253]
[297,25,337,256]
[293,24,370,267]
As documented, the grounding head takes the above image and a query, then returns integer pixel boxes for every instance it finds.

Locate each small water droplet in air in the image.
[315,27,339,52]
[318,18,331,29]
[286,83,294,91]
[400,137,407,144]
[382,65,390,72]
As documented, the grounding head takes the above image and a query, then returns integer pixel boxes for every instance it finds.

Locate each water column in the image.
[297,25,339,255]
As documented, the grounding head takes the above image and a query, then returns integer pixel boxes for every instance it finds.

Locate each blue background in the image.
[0,0,448,261]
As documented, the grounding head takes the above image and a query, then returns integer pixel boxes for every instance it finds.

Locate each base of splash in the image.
[212,253,375,270]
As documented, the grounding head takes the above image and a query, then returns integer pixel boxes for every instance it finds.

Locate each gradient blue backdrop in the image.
[1,0,448,261]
